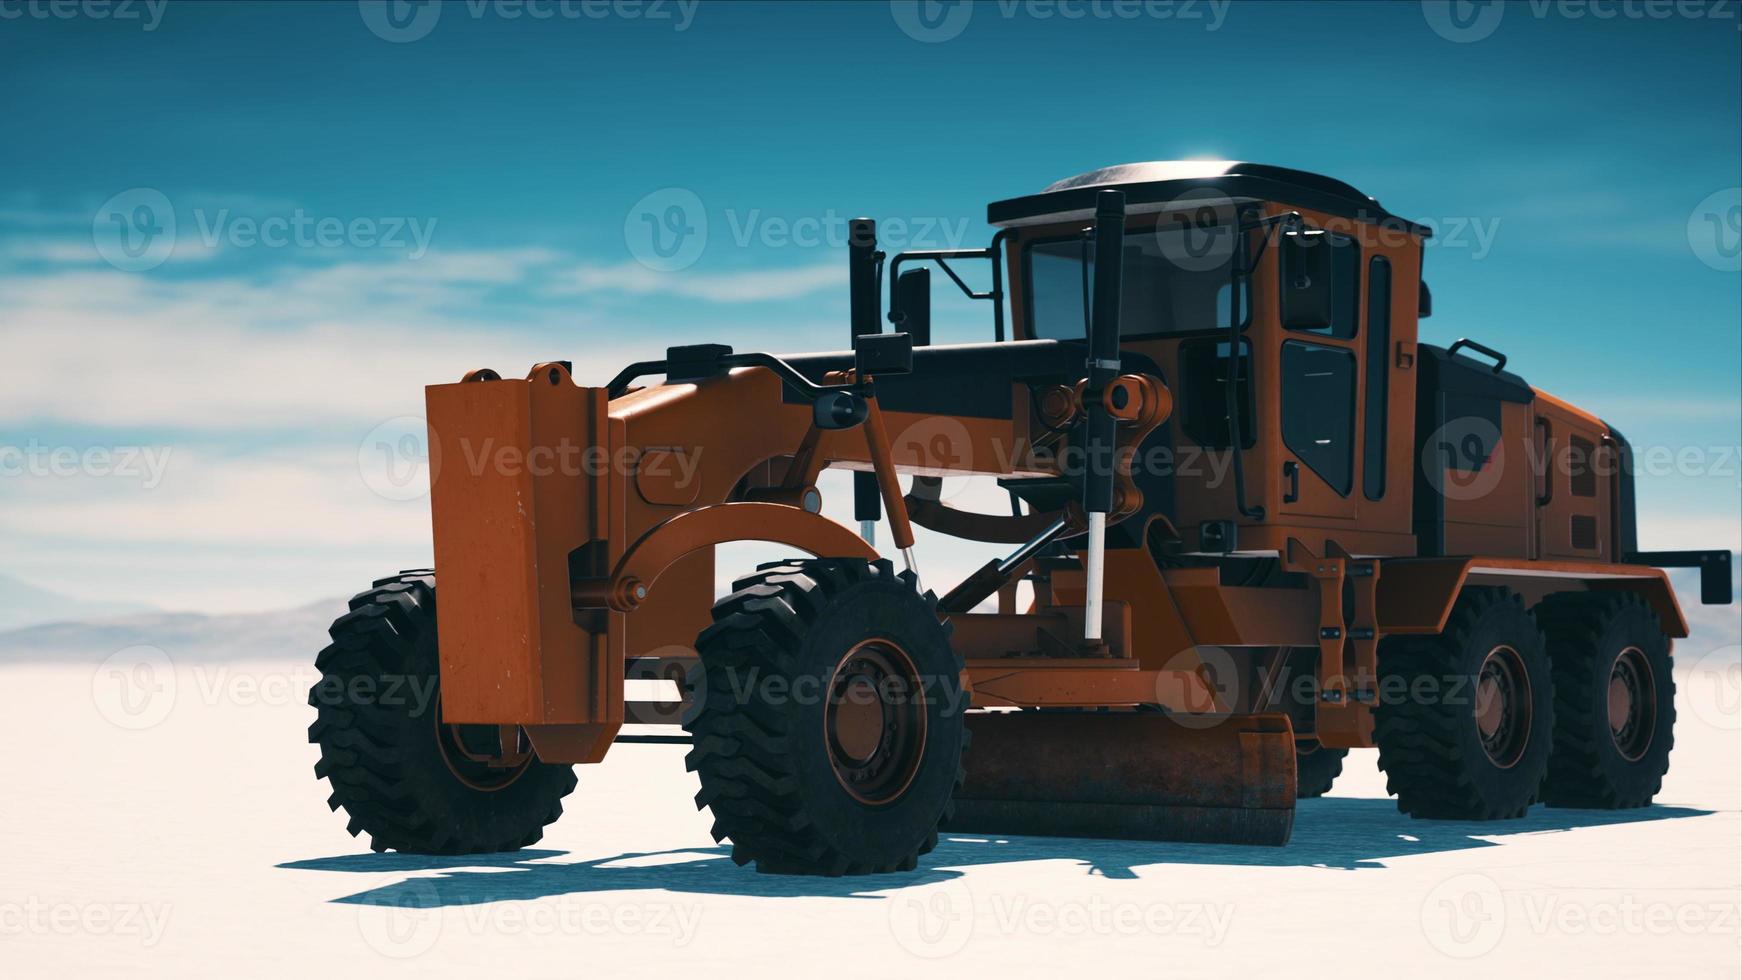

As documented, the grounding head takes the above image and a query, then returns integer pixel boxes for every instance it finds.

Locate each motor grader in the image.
[308,161,1732,875]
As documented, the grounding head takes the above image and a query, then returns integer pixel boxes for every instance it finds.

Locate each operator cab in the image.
[987,161,1433,559]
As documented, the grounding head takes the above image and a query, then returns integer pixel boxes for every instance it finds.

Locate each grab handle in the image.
[1447,338,1507,374]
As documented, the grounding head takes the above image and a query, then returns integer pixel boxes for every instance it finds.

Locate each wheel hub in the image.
[435,703,533,792]
[1474,645,1531,769]
[1607,646,1656,762]
[825,639,928,806]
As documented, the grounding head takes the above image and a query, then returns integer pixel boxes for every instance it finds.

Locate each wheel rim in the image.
[435,702,532,792]
[1608,646,1657,762]
[1474,645,1532,769]
[825,639,928,806]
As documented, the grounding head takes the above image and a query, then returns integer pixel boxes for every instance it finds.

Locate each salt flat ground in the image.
[1,660,1737,979]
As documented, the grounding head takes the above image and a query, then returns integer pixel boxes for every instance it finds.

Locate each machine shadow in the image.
[281,797,1711,907]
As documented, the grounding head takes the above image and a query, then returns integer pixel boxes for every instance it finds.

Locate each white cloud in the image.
[0,257,641,430]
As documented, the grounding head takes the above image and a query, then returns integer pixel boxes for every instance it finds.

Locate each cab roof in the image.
[987,160,1432,238]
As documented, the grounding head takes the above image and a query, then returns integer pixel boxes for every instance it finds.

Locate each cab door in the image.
[1274,229,1363,521]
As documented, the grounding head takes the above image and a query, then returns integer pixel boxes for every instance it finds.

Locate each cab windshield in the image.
[1025,222,1247,340]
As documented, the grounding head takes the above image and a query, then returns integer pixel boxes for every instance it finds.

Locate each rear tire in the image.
[307,570,578,854]
[1374,587,1554,820]
[1536,592,1674,808]
[682,558,966,876]
[1295,745,1347,798]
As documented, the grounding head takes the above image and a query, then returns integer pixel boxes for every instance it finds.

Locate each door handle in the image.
[1283,461,1300,504]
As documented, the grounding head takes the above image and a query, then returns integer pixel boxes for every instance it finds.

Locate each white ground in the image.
[2,660,1738,978]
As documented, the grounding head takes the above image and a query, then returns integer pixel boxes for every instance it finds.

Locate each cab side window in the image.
[1282,340,1357,496]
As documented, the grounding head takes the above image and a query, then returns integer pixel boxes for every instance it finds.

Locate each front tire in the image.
[1536,592,1675,808]
[307,570,578,854]
[1374,587,1554,820]
[1296,745,1347,798]
[683,558,966,876]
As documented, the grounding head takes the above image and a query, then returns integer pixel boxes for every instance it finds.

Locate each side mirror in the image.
[894,268,931,346]
[1279,229,1335,331]
[854,331,913,377]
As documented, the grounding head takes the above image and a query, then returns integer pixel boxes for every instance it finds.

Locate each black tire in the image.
[682,558,966,876]
[1374,587,1554,820]
[1296,745,1347,798]
[1536,592,1675,808]
[307,570,578,854]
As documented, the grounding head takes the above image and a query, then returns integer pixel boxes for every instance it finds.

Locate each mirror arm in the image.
[886,228,1012,342]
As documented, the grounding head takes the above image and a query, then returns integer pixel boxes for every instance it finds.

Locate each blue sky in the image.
[1,0,1738,613]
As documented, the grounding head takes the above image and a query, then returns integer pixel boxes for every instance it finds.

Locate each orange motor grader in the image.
[309,161,1732,875]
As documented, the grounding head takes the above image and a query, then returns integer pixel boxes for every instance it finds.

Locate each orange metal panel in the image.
[425,365,621,762]
[1378,556,1689,637]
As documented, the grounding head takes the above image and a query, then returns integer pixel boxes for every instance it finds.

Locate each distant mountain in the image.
[0,566,1733,668]
[0,598,342,664]
[0,573,155,632]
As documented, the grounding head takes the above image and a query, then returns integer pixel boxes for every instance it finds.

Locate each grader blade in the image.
[945,712,1297,846]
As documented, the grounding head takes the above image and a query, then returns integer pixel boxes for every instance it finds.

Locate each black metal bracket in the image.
[606,345,856,402]
[886,228,1013,341]
[1631,550,1734,605]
